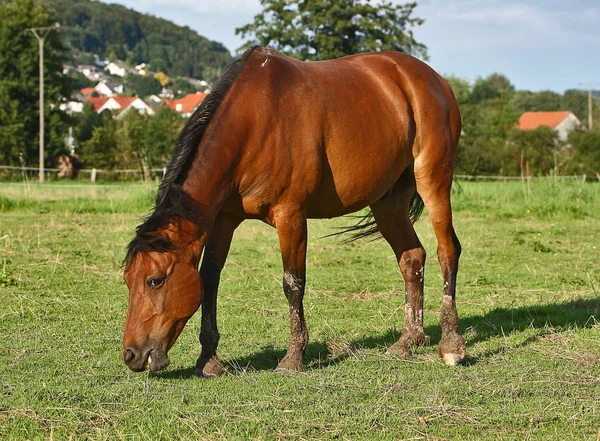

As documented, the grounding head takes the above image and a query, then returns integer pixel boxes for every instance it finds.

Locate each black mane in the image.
[156,46,260,205]
[124,46,260,267]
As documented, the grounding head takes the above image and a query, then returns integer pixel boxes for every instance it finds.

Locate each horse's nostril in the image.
[123,348,136,364]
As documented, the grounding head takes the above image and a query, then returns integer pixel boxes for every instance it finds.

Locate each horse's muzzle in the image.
[123,346,170,372]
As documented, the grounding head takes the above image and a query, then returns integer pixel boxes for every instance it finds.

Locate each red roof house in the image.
[80,87,96,97]
[163,92,207,117]
[517,111,581,141]
[86,96,154,118]
[87,96,110,112]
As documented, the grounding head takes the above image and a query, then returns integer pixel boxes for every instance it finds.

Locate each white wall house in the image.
[59,101,84,114]
[104,61,127,77]
[88,96,155,118]
[554,113,581,141]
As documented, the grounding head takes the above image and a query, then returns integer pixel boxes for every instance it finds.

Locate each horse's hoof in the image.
[441,353,464,366]
[386,341,411,357]
[275,357,304,372]
[194,356,226,378]
[439,332,466,366]
[387,330,426,356]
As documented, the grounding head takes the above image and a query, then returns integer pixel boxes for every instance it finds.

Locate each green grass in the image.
[0,180,599,440]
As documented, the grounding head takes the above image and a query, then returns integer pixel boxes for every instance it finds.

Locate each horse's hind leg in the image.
[370,173,427,355]
[195,214,242,378]
[273,207,309,372]
[414,149,465,366]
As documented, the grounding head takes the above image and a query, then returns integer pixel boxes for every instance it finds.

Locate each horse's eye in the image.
[146,277,165,289]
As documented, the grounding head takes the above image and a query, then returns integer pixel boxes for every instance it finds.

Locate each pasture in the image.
[0,179,599,440]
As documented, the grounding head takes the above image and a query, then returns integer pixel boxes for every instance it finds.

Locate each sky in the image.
[104,0,600,93]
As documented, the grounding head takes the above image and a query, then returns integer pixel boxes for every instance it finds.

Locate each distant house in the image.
[59,101,84,114]
[517,111,581,142]
[87,96,155,118]
[94,81,123,97]
[162,92,207,117]
[183,77,209,89]
[105,61,127,77]
[80,87,96,97]
[77,64,102,80]
[135,63,149,76]
[147,94,162,103]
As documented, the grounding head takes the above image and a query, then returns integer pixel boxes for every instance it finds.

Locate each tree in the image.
[78,111,119,170]
[469,74,514,104]
[445,75,470,106]
[124,73,162,98]
[567,128,600,175]
[236,0,427,60]
[0,0,73,166]
[172,78,199,98]
[561,89,592,123]
[506,127,560,176]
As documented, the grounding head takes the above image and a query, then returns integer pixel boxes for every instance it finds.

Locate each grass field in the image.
[0,179,599,440]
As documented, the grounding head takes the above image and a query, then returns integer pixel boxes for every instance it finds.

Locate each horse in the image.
[122,46,465,376]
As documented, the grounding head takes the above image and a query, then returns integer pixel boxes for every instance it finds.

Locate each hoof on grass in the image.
[275,357,304,373]
[439,332,466,366]
[386,330,427,356]
[441,353,464,366]
[194,356,226,378]
[386,341,411,357]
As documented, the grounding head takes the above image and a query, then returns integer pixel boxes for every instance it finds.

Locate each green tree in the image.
[236,0,427,60]
[172,78,199,98]
[445,75,470,106]
[74,102,102,147]
[566,128,600,175]
[0,0,73,166]
[124,73,162,97]
[456,74,520,175]
[78,111,118,169]
[561,89,593,124]
[469,74,514,104]
[505,126,560,175]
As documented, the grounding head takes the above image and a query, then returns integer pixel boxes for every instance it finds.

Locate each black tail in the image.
[329,191,425,243]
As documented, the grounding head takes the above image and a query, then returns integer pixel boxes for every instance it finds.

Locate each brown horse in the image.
[122,46,465,376]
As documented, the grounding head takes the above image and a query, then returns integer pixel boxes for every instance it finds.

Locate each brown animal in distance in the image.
[122,46,465,376]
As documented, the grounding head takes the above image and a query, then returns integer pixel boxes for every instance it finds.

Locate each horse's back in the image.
[228,48,460,219]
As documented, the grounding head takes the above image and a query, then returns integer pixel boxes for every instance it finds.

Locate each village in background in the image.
[1,0,599,181]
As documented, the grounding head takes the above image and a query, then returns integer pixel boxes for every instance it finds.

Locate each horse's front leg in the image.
[195,214,241,378]
[273,208,309,372]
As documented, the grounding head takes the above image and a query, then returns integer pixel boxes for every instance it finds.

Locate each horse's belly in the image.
[306,148,411,218]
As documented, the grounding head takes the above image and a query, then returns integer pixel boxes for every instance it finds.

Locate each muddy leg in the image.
[416,172,465,366]
[195,214,241,378]
[371,184,427,356]
[273,209,309,372]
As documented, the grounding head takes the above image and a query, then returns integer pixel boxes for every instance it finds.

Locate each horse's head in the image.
[122,246,202,372]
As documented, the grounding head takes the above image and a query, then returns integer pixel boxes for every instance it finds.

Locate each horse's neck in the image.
[181,131,241,215]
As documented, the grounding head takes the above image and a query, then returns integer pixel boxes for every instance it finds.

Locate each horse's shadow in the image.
[156,298,599,379]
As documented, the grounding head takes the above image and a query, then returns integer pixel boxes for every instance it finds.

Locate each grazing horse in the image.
[122,46,465,376]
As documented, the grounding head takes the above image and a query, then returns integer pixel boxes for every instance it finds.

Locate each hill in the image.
[47,0,232,81]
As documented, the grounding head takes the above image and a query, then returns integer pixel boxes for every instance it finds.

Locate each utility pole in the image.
[25,22,60,183]
[588,89,593,130]
[579,83,598,130]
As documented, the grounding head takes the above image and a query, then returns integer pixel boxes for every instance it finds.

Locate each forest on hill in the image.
[47,0,232,80]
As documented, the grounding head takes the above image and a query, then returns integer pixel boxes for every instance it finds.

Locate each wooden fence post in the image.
[91,168,97,183]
